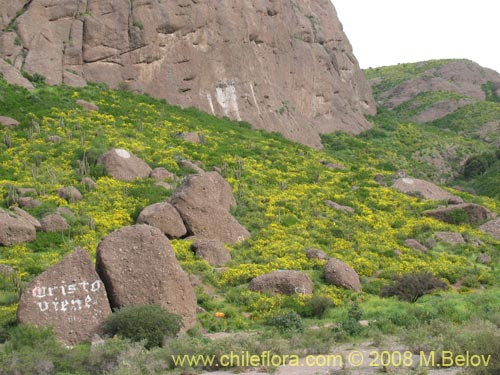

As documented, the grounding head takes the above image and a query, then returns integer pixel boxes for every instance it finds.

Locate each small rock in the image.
[97,148,152,181]
[479,219,500,240]
[477,253,491,264]
[180,132,202,144]
[468,238,484,247]
[212,166,222,174]
[136,202,187,239]
[0,264,16,275]
[155,181,174,190]
[46,135,62,143]
[394,250,403,257]
[425,203,493,225]
[56,207,76,222]
[374,174,388,186]
[434,232,465,245]
[81,177,97,190]
[404,239,427,252]
[448,196,464,205]
[150,167,176,181]
[57,187,83,203]
[76,99,99,111]
[324,200,355,214]
[0,116,20,128]
[249,270,313,295]
[178,159,205,174]
[17,188,37,197]
[359,320,370,327]
[40,213,70,232]
[324,258,361,292]
[191,238,231,266]
[305,248,329,261]
[424,238,437,249]
[323,162,346,170]
[393,177,456,201]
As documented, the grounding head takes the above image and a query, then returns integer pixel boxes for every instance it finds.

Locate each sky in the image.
[333,0,500,73]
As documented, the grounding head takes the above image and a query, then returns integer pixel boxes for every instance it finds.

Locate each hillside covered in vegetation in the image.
[0,60,499,373]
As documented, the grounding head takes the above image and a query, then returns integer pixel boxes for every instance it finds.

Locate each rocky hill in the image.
[0,0,375,148]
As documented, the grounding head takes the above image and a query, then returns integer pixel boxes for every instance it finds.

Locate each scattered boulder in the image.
[96,225,197,330]
[404,239,428,252]
[324,200,355,214]
[170,172,250,244]
[321,161,346,170]
[17,247,112,345]
[249,270,313,295]
[82,177,97,190]
[76,99,99,111]
[155,181,174,190]
[434,232,466,245]
[57,187,83,203]
[178,159,205,174]
[448,196,465,205]
[305,248,329,261]
[97,148,152,181]
[46,135,63,143]
[479,219,500,240]
[373,174,388,187]
[393,177,458,201]
[150,167,176,181]
[324,258,361,292]
[424,238,437,249]
[0,264,16,276]
[477,253,492,265]
[0,208,37,246]
[425,203,493,225]
[11,207,41,231]
[0,58,34,90]
[56,207,76,223]
[0,115,20,128]
[136,202,187,239]
[191,238,231,266]
[40,213,70,232]
[180,132,202,144]
[17,187,37,197]
[18,197,41,208]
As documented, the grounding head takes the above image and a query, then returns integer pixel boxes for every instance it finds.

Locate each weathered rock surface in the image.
[479,219,500,240]
[150,167,176,181]
[0,115,20,128]
[17,187,37,197]
[82,177,97,190]
[136,202,187,239]
[11,207,41,231]
[477,253,492,265]
[97,148,152,181]
[96,224,197,330]
[170,172,250,244]
[76,99,99,111]
[177,159,205,174]
[18,197,41,208]
[305,248,329,261]
[191,238,231,266]
[0,58,34,89]
[324,200,355,214]
[57,186,83,203]
[434,232,466,245]
[0,0,375,148]
[40,213,70,232]
[0,208,37,246]
[180,132,202,144]
[249,270,313,295]
[404,239,428,252]
[17,247,112,345]
[324,258,361,292]
[393,177,458,201]
[425,203,493,226]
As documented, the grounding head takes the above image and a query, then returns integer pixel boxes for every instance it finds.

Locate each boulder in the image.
[425,203,493,226]
[477,254,492,265]
[191,238,231,266]
[150,167,176,181]
[11,207,41,231]
[249,270,313,295]
[57,186,83,203]
[96,225,197,330]
[434,232,466,245]
[393,177,458,201]
[136,202,187,239]
[305,248,329,261]
[17,247,112,345]
[18,197,41,208]
[0,208,36,246]
[0,58,34,90]
[76,99,99,111]
[170,172,250,244]
[40,213,70,232]
[178,159,205,174]
[479,219,500,240]
[324,258,361,292]
[324,200,355,214]
[97,148,152,181]
[155,181,174,191]
[180,132,202,144]
[0,115,20,128]
[17,187,37,197]
[82,177,97,190]
[46,135,63,143]
[404,239,427,252]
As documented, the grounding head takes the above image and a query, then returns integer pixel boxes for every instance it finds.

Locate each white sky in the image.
[333,0,500,73]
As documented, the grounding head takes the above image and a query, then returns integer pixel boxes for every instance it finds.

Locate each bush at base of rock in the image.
[266,311,303,333]
[380,272,447,302]
[102,305,183,349]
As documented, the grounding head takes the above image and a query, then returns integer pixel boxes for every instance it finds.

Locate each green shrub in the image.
[442,208,469,225]
[266,311,303,333]
[305,296,334,318]
[381,272,447,302]
[340,302,364,337]
[102,305,183,349]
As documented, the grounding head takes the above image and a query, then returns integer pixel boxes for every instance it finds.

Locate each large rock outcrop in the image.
[95,224,197,330]
[0,0,375,148]
[249,270,313,295]
[17,247,112,345]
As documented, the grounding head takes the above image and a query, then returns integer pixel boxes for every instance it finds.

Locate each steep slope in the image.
[0,0,375,148]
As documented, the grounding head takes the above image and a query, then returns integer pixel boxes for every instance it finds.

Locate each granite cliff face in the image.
[0,0,375,147]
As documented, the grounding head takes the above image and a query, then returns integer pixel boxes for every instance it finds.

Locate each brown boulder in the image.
[393,177,457,201]
[17,187,37,197]
[324,258,361,292]
[18,197,41,208]
[11,207,41,231]
[434,232,466,245]
[170,172,250,244]
[82,177,97,190]
[249,270,313,295]
[178,159,205,174]
[96,225,197,330]
[40,213,70,232]
[305,248,329,261]
[0,115,20,128]
[404,239,428,252]
[191,238,231,266]
[324,200,355,214]
[425,203,493,226]
[150,167,176,181]
[180,132,202,144]
[0,208,36,246]
[97,148,152,181]
[477,254,492,265]
[57,186,83,203]
[76,99,99,111]
[0,58,34,90]
[479,219,500,240]
[17,247,112,345]
[136,202,187,239]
